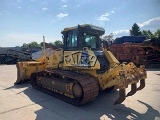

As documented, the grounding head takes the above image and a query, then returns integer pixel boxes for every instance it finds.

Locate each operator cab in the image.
[61,24,105,51]
[62,24,109,73]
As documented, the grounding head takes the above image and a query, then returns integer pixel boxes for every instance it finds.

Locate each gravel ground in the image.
[0,65,160,120]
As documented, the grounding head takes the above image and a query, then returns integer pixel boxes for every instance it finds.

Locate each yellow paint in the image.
[16,47,147,93]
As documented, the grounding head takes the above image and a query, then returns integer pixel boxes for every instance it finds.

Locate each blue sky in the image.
[0,0,160,47]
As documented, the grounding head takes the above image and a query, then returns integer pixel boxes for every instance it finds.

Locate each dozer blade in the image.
[137,79,145,91]
[126,83,137,97]
[15,61,47,84]
[15,62,28,84]
[114,88,126,105]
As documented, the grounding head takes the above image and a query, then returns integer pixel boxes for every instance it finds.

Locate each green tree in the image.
[22,43,29,48]
[130,23,142,36]
[154,29,160,39]
[47,42,55,48]
[103,33,113,41]
[103,33,113,45]
[141,30,154,39]
[28,41,40,48]
[54,40,63,48]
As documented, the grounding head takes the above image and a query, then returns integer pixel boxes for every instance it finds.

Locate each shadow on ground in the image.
[7,83,160,120]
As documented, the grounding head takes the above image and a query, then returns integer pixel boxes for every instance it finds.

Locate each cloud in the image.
[42,7,49,11]
[111,11,115,13]
[138,17,160,32]
[61,5,67,8]
[111,17,160,38]
[56,13,68,19]
[97,11,115,22]
[113,29,129,35]
[112,29,129,38]
[97,13,110,21]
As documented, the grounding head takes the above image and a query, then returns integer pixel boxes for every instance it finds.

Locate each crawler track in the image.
[30,69,99,105]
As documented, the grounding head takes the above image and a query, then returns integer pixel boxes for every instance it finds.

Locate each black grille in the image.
[96,55,109,74]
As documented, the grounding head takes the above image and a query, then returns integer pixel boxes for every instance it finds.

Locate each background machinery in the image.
[108,36,160,67]
[15,24,147,105]
[0,47,42,64]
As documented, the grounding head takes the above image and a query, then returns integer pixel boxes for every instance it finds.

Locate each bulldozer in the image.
[15,24,147,105]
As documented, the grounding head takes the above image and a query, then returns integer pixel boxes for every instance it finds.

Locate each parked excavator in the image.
[15,24,147,105]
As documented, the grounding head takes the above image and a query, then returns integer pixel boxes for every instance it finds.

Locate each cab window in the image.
[85,35,96,48]
[66,31,77,47]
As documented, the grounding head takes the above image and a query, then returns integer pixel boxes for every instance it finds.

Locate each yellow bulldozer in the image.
[15,24,147,105]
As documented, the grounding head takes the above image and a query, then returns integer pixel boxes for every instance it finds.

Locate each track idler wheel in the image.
[126,83,137,97]
[137,79,145,91]
[114,88,126,105]
[72,83,83,98]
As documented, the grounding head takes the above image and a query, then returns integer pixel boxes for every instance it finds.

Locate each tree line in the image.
[130,23,160,39]
[22,23,160,48]
[103,23,160,43]
[22,40,63,49]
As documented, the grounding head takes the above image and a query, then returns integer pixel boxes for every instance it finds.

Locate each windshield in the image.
[66,31,78,47]
[85,34,96,49]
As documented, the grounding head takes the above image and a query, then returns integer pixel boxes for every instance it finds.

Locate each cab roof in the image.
[61,24,105,35]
